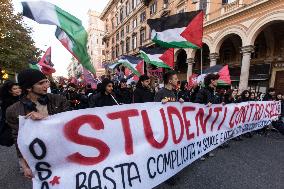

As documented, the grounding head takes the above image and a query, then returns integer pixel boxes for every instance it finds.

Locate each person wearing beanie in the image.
[5,69,69,179]
[89,78,119,107]
[133,75,154,103]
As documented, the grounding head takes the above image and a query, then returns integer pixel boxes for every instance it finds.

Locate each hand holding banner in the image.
[18,101,281,189]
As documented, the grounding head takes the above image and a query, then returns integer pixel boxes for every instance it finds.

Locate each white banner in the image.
[18,101,281,189]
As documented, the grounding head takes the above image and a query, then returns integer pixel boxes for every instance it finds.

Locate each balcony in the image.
[221,0,243,15]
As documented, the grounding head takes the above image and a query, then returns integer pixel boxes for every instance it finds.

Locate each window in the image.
[163,0,169,8]
[126,1,130,16]
[112,37,114,44]
[132,35,137,49]
[116,33,119,42]
[132,18,137,29]
[121,29,124,38]
[150,1,157,15]
[177,6,185,14]
[102,50,105,55]
[97,39,99,44]
[126,38,130,52]
[121,42,124,54]
[116,15,119,26]
[126,24,130,33]
[120,8,124,22]
[140,29,146,45]
[132,0,136,10]
[140,11,146,23]
[111,19,115,29]
[116,46,119,57]
[199,0,207,13]
[222,0,237,4]
[106,41,109,48]
[112,48,115,59]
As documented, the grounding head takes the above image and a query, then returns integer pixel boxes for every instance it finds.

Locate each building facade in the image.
[87,10,106,76]
[67,57,83,78]
[100,0,284,93]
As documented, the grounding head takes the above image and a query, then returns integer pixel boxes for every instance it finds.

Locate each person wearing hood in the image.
[133,75,154,103]
[89,78,119,107]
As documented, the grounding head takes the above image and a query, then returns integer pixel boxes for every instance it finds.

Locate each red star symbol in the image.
[49,176,61,186]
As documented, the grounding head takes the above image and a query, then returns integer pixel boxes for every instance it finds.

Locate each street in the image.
[1,132,283,189]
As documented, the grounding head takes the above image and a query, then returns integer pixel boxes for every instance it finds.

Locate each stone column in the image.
[186,58,195,79]
[239,45,254,92]
[209,53,219,67]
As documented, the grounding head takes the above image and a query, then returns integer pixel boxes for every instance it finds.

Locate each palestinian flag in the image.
[38,47,56,75]
[22,1,96,74]
[118,56,144,76]
[198,65,231,86]
[147,11,203,48]
[140,47,174,69]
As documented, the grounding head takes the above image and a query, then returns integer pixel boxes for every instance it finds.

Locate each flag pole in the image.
[200,47,203,74]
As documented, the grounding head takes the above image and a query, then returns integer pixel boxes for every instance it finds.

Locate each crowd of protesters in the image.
[0,69,283,182]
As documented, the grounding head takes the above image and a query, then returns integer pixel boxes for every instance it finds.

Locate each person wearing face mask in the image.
[89,78,119,107]
[133,75,154,103]
[6,69,69,179]
[0,81,22,147]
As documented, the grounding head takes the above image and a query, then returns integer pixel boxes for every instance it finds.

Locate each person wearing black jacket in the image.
[240,90,251,102]
[263,88,276,101]
[116,79,133,104]
[225,89,239,104]
[178,81,190,102]
[195,73,221,160]
[133,75,154,103]
[89,78,119,107]
[195,74,222,105]
[240,90,254,138]
[0,81,22,147]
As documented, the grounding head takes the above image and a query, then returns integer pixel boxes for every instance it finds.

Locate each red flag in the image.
[133,60,144,81]
[180,11,204,48]
[218,65,231,85]
[38,47,56,75]
[159,48,174,68]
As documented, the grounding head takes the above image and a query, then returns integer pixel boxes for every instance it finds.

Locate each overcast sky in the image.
[12,0,110,76]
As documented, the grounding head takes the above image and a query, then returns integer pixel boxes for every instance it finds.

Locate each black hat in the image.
[18,69,47,89]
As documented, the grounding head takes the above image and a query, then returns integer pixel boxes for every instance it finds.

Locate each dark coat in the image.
[6,94,69,157]
[116,88,133,104]
[178,90,190,102]
[0,96,20,146]
[89,93,119,108]
[194,86,222,104]
[133,86,154,103]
